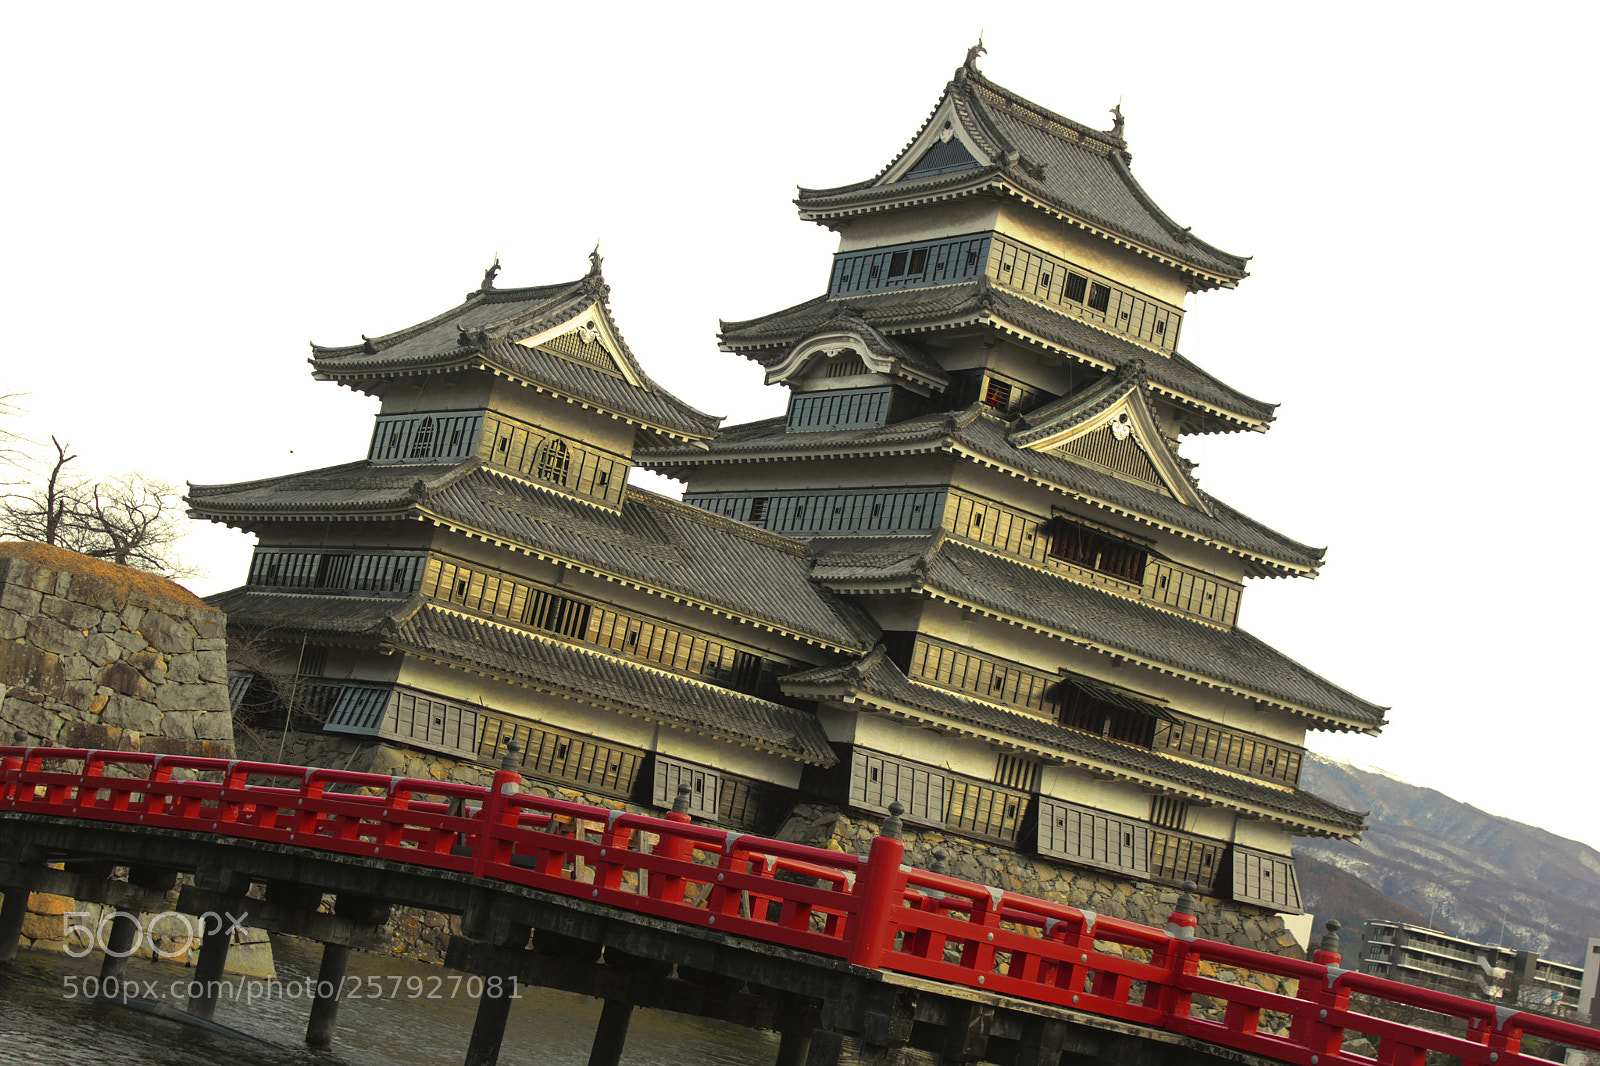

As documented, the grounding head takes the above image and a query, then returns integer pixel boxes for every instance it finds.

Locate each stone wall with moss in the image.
[0,542,232,755]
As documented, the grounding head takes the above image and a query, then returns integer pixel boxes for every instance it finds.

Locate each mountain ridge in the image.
[1294,755,1600,966]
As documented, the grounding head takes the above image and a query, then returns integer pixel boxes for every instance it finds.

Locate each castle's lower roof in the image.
[189,463,879,652]
[209,591,837,767]
[810,536,1386,731]
[642,405,1322,577]
[718,281,1273,431]
[782,647,1363,836]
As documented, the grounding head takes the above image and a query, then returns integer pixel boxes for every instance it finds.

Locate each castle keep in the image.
[188,51,1382,939]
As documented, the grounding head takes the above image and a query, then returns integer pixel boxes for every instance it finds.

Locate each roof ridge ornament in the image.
[480,256,501,292]
[1109,100,1125,140]
[588,243,604,277]
[964,35,986,75]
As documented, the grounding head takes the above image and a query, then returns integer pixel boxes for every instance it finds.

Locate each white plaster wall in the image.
[834,201,1002,252]
[656,728,803,786]
[851,711,999,780]
[993,203,1193,307]
[1037,765,1150,818]
[1233,817,1293,851]
[376,373,497,415]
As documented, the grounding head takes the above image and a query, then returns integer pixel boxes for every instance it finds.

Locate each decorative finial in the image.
[11,730,26,745]
[1319,920,1342,954]
[880,801,905,840]
[1110,99,1125,139]
[672,783,692,814]
[360,334,379,355]
[480,257,501,291]
[588,243,604,276]
[965,34,986,71]
[499,737,522,771]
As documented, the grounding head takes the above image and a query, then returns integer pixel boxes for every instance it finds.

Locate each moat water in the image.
[0,937,779,1065]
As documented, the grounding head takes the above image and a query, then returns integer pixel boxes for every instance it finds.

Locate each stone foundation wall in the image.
[0,542,232,756]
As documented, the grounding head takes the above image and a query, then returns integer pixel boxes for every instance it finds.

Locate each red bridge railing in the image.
[4,746,1598,1065]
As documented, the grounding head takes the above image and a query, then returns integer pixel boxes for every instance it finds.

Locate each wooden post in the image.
[846,804,906,970]
[305,942,351,1047]
[774,1029,811,1066]
[186,913,234,1020]
[586,999,633,1066]
[0,888,28,963]
[99,909,140,985]
[463,974,518,1066]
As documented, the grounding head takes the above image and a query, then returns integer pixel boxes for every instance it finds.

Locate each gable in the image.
[515,301,641,386]
[1022,389,1209,513]
[903,136,979,180]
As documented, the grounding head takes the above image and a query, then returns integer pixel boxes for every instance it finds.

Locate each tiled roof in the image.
[717,280,1274,430]
[811,536,1385,730]
[639,406,1323,576]
[308,271,718,442]
[781,647,1363,833]
[796,62,1248,287]
[396,608,837,766]
[205,587,421,636]
[190,463,879,652]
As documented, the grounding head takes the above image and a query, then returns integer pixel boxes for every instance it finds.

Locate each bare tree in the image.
[0,436,199,578]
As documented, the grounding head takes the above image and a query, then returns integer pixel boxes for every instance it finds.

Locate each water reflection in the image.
[0,938,779,1065]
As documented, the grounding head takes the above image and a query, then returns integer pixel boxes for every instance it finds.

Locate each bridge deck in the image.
[2,746,1597,1066]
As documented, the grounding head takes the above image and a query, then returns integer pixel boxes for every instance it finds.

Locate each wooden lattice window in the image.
[409,417,435,458]
[1150,796,1189,830]
[537,439,571,484]
[1047,520,1147,583]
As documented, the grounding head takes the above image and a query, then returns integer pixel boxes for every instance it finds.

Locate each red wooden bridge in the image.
[3,744,1597,1066]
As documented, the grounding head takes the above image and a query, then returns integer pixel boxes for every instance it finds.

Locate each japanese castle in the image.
[190,49,1383,932]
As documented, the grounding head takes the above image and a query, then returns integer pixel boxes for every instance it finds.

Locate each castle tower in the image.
[641,51,1383,912]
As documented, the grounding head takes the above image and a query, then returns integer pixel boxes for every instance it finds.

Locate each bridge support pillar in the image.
[586,998,633,1066]
[0,888,27,963]
[99,909,140,984]
[186,908,233,1021]
[463,967,522,1066]
[1014,1018,1066,1066]
[774,1028,811,1066]
[306,941,351,1047]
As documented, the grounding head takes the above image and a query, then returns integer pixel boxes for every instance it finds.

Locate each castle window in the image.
[537,439,571,483]
[1150,796,1189,829]
[983,380,1012,408]
[1046,520,1147,583]
[409,417,435,458]
[747,498,770,525]
[1064,273,1087,302]
[1088,283,1111,312]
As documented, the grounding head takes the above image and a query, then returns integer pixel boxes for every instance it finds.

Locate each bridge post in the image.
[99,909,140,985]
[186,868,249,1021]
[0,830,41,964]
[463,743,528,1066]
[586,998,634,1066]
[773,1028,811,1066]
[846,803,906,970]
[305,942,351,1047]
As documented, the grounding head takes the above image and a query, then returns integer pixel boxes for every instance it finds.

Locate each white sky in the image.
[5,4,1597,848]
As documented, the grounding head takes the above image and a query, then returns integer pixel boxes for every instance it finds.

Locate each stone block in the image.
[80,632,122,666]
[98,661,157,702]
[196,650,228,684]
[194,615,227,641]
[21,912,66,942]
[112,629,146,653]
[161,712,197,739]
[62,679,98,712]
[119,605,145,632]
[0,641,65,701]
[139,610,192,654]
[28,892,75,917]
[41,595,102,630]
[156,683,227,713]
[193,637,226,652]
[96,612,120,634]
[0,607,26,640]
[24,613,82,657]
[0,582,42,616]
[127,648,166,682]
[61,653,92,682]
[101,693,161,732]
[194,713,234,741]
[166,653,201,685]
